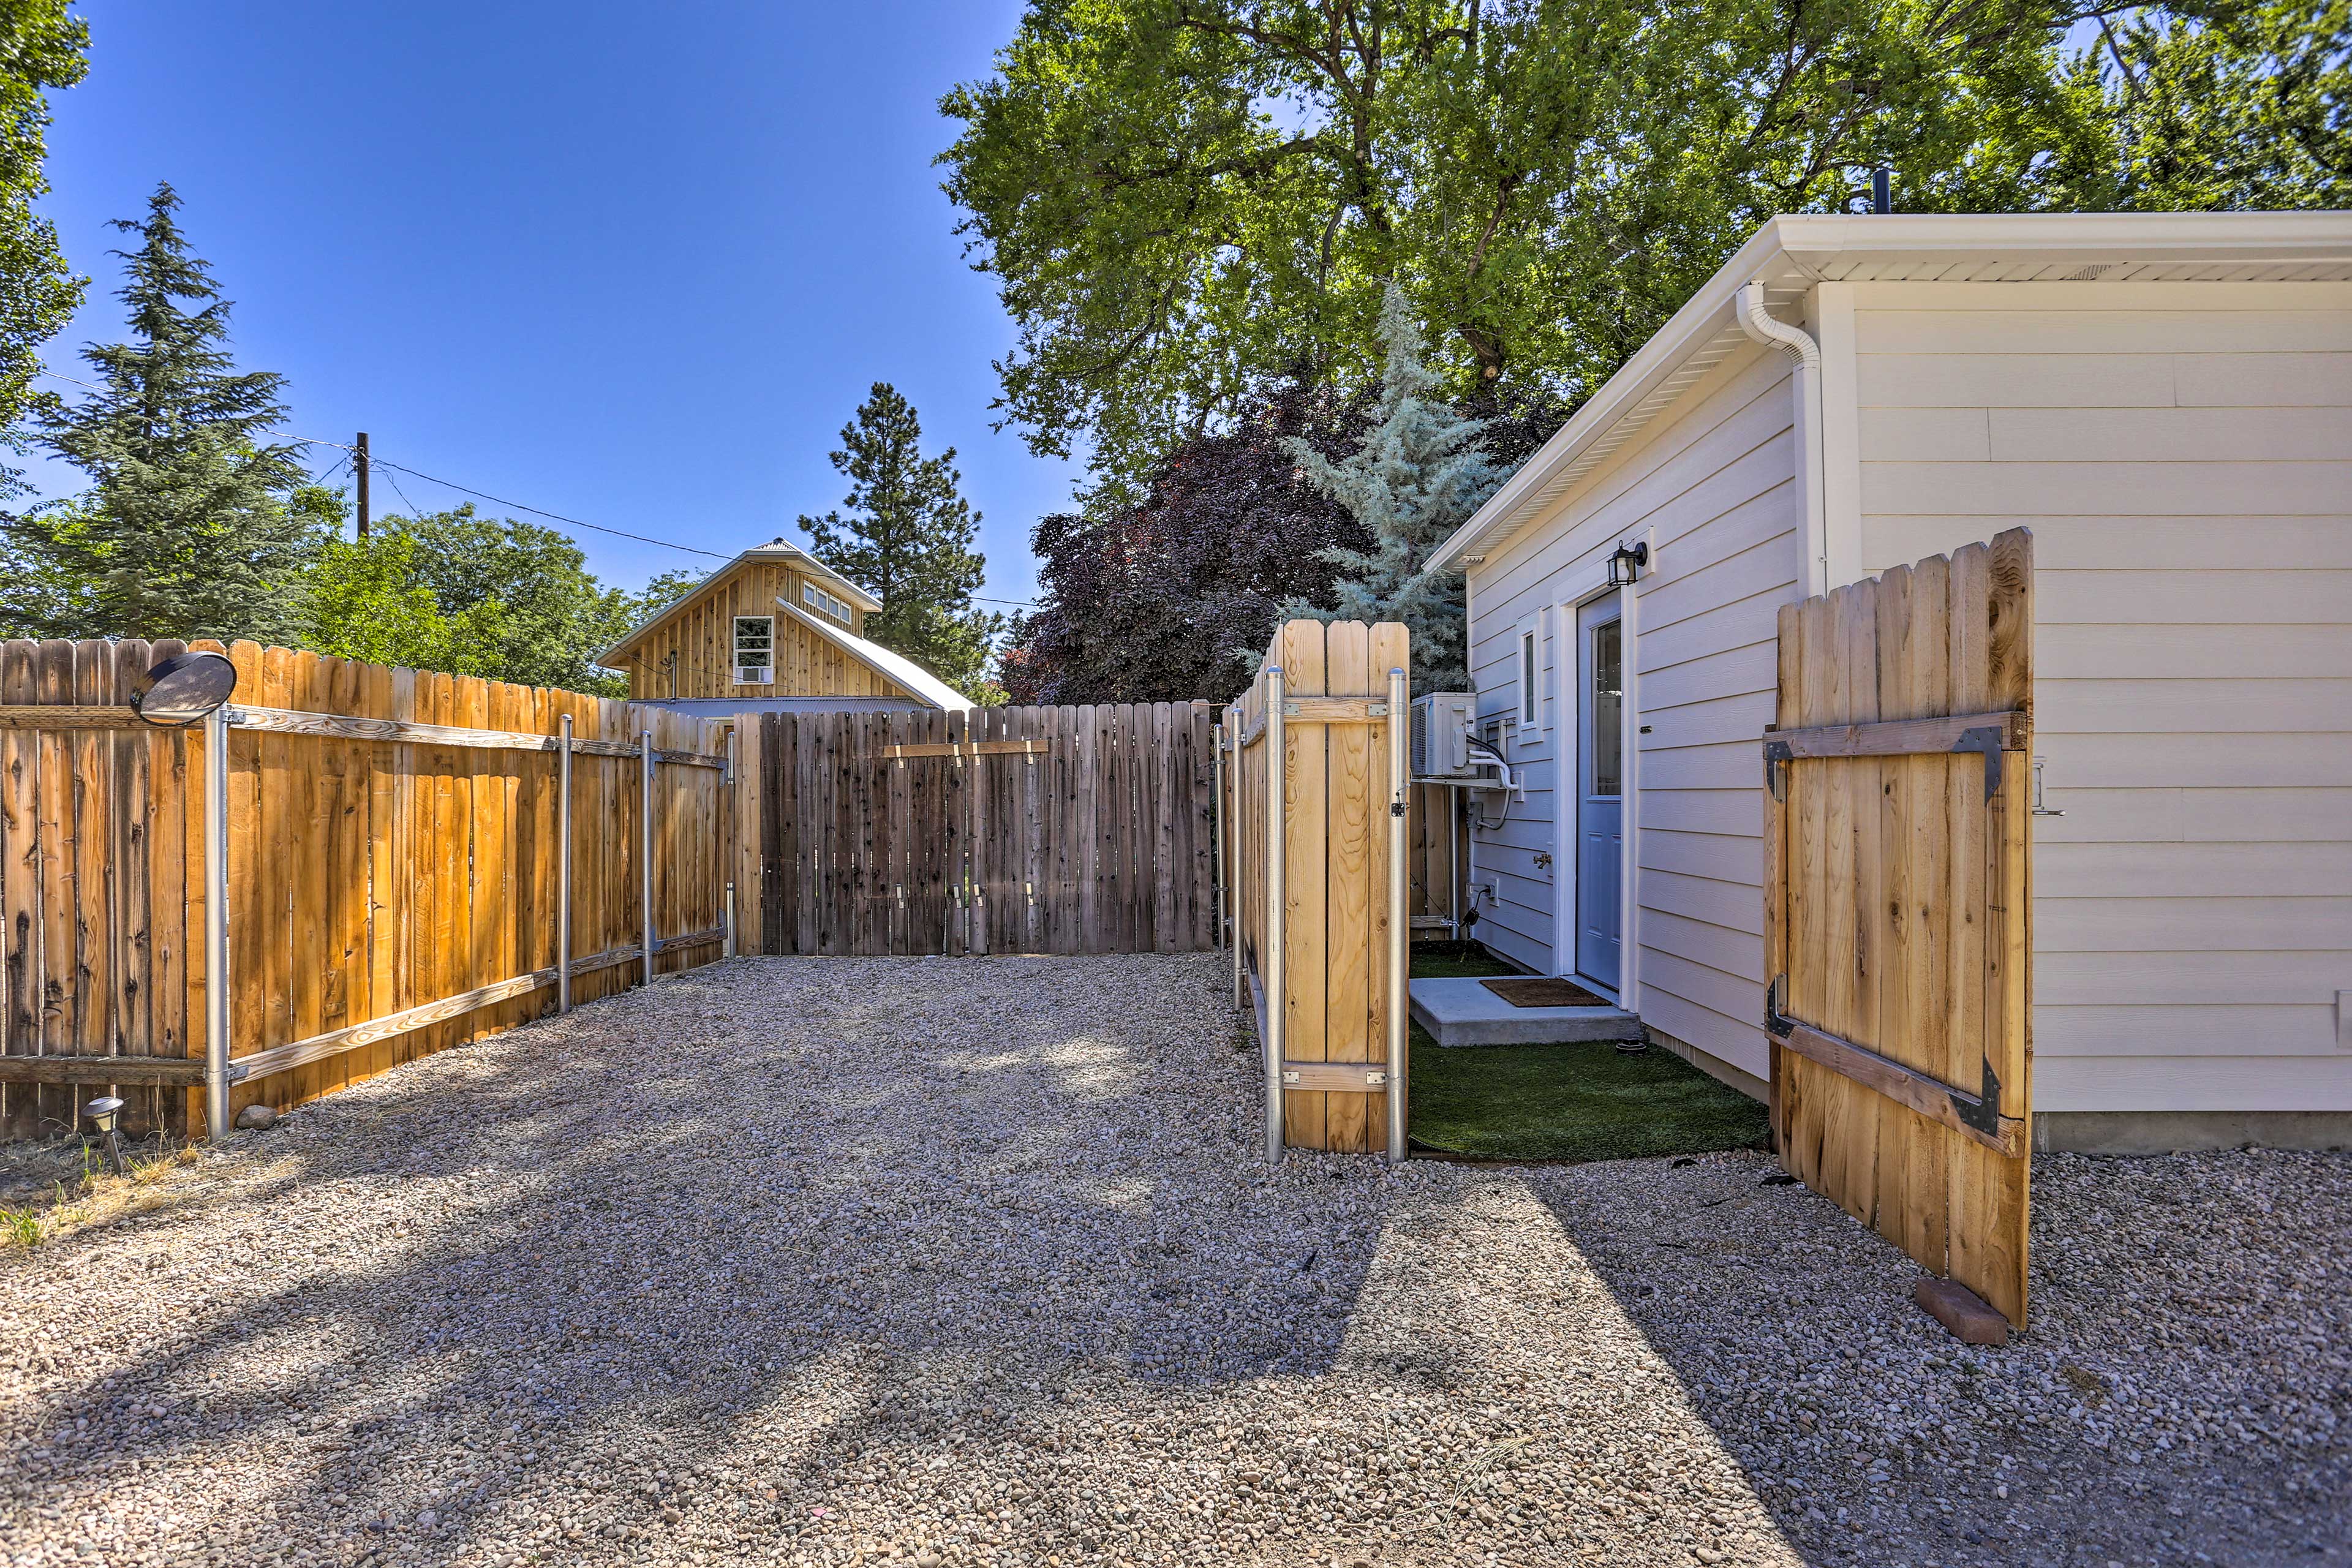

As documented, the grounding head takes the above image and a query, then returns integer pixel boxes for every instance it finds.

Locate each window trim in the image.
[732,614,775,684]
[1520,626,1539,727]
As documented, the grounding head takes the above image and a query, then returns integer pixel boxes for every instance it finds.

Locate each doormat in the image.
[1480,976,1611,1009]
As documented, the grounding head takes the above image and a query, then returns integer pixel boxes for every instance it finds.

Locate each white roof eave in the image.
[1428,209,2352,575]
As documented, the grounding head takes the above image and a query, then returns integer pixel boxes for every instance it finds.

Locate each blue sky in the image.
[23,1,1066,611]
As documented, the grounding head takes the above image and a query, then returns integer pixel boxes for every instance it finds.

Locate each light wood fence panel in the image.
[1765,529,2034,1326]
[0,638,736,1141]
[1227,620,1409,1156]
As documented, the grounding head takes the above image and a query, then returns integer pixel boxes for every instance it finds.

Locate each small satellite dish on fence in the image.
[132,650,238,726]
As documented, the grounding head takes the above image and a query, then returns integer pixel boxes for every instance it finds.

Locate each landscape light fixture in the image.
[1607,540,1649,587]
[131,651,238,727]
[82,1096,127,1175]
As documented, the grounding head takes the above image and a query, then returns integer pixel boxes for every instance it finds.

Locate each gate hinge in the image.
[1763,739,1793,801]
[1764,973,1795,1039]
[1951,726,2005,803]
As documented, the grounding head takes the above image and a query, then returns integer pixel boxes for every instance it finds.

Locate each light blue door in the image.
[1576,595,1624,992]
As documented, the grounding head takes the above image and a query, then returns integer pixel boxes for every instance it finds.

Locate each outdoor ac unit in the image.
[1410,692,1478,779]
[734,665,772,685]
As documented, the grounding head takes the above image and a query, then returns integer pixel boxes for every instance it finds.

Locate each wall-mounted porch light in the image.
[1607,541,1649,588]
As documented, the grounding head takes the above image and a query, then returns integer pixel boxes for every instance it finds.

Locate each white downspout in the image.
[1737,281,1829,598]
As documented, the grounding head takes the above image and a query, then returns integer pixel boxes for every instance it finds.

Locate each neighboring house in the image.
[1427,209,2352,1152]
[600,538,971,714]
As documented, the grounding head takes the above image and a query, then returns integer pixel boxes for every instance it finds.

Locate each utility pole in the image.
[355,432,371,539]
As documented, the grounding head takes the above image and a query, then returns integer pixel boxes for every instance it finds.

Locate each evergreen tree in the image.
[12,183,319,641]
[1278,287,1509,692]
[799,382,1003,696]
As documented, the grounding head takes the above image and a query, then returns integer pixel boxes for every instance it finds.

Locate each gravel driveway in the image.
[3,954,2346,1568]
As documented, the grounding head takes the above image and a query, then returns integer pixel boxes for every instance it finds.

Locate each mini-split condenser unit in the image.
[1409,692,1479,779]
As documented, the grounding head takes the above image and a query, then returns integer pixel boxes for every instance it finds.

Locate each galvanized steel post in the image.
[1386,665,1410,1164]
[724,723,739,960]
[557,714,573,1014]
[1210,720,1225,954]
[1229,702,1244,1013]
[1263,667,1286,1164]
[640,726,656,987]
[202,702,232,1139]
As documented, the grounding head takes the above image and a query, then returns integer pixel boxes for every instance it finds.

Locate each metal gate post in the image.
[1210,720,1225,954]
[1229,701,1243,1012]
[202,701,232,1138]
[640,726,655,987]
[1264,667,1286,1164]
[1385,665,1409,1164]
[557,714,573,1014]
[724,723,739,959]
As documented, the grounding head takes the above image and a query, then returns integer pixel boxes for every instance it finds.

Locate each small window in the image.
[1520,628,1539,726]
[802,582,850,622]
[732,616,774,684]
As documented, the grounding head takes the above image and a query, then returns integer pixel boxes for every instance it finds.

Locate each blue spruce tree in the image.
[1278,285,1507,692]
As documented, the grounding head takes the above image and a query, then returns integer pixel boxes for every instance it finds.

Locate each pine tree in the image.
[799,382,1003,696]
[12,182,319,641]
[1278,286,1509,692]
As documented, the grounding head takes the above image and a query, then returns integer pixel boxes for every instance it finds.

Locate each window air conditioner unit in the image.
[1410,692,1478,779]
[734,665,772,685]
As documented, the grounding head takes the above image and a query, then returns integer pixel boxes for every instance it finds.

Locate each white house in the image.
[1427,210,2352,1152]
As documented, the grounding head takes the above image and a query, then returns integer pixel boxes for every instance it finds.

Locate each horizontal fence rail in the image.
[0,638,735,1140]
[739,703,1216,957]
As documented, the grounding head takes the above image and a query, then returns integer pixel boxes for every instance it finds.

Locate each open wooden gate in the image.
[1762,528,2034,1327]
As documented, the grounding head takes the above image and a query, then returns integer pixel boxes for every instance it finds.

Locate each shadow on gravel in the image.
[1526,1150,2351,1568]
[10,956,1417,1565]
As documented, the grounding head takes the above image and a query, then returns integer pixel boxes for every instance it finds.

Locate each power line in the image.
[364,455,731,559]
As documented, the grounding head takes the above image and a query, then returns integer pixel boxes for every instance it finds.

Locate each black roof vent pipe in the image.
[1872,167,1892,214]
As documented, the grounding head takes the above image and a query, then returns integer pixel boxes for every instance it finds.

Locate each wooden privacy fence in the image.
[1763,529,2035,1328]
[737,703,1216,956]
[0,638,734,1140]
[1223,620,1409,1161]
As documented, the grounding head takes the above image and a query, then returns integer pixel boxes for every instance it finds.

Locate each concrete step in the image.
[1409,976,1645,1048]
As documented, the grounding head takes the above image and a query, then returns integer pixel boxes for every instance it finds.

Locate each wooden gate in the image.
[1763,528,2034,1327]
[740,703,1216,956]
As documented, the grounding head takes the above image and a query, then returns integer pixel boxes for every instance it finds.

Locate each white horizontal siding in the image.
[1851,279,2352,1112]
[1465,341,1800,1078]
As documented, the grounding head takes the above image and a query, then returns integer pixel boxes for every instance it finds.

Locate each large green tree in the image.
[0,1,89,483]
[328,503,639,693]
[940,0,2337,489]
[9,182,323,641]
[799,382,1003,696]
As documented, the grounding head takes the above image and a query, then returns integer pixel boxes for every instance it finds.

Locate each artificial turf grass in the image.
[1404,942,1771,1164]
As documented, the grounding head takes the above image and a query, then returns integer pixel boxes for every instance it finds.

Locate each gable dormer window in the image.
[802,581,852,622]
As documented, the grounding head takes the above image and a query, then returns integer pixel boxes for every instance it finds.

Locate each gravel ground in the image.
[2,953,2346,1568]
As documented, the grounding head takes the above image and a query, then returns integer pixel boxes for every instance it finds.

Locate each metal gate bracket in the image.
[1763,739,1792,801]
[1765,973,1795,1038]
[1951,726,2004,802]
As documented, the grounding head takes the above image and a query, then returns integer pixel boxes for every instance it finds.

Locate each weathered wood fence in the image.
[0,639,733,1140]
[737,703,1218,956]
[1224,620,1409,1160]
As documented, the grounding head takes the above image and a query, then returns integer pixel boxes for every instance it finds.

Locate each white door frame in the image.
[1547,547,1642,1012]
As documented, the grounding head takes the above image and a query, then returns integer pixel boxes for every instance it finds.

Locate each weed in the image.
[1,1205,38,1248]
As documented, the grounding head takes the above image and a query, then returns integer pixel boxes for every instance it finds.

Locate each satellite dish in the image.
[132,651,238,727]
